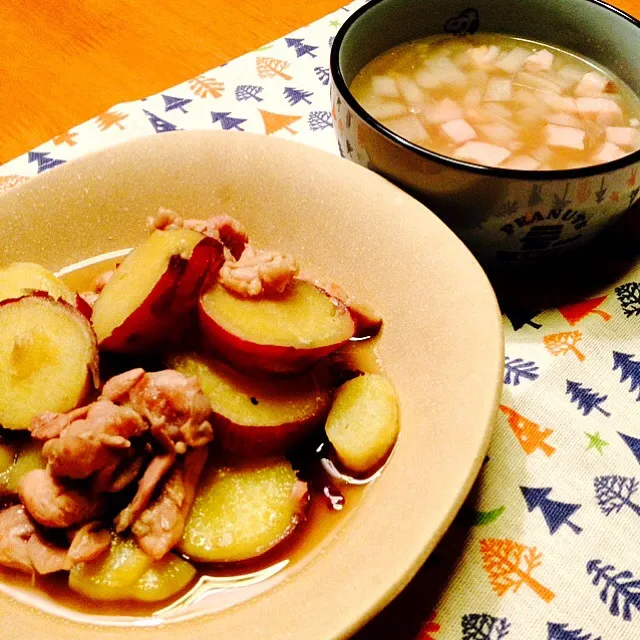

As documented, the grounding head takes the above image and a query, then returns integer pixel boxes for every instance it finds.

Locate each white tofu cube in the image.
[546,124,585,150]
[502,155,541,170]
[592,141,625,163]
[454,141,511,166]
[441,118,477,143]
[366,101,408,120]
[397,77,423,104]
[478,123,517,146]
[422,97,463,124]
[524,49,555,72]
[484,77,512,102]
[385,114,429,142]
[540,93,578,113]
[495,47,531,73]
[547,112,583,127]
[371,75,400,98]
[574,71,609,97]
[606,126,640,148]
[576,97,623,125]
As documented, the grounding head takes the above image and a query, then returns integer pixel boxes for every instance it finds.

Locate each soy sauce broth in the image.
[351,33,640,170]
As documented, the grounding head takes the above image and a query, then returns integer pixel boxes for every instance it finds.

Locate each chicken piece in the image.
[68,522,111,563]
[454,141,511,166]
[105,454,147,493]
[0,505,35,573]
[30,406,90,441]
[220,245,299,298]
[574,71,610,97]
[606,126,640,148]
[545,124,585,150]
[101,368,146,403]
[133,447,208,560]
[43,400,147,479]
[114,451,176,533]
[441,119,477,144]
[18,469,104,528]
[27,531,72,574]
[524,49,554,72]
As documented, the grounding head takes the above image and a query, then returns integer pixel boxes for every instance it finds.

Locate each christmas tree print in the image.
[95,110,128,131]
[256,57,293,80]
[609,190,619,202]
[612,351,640,400]
[461,614,511,639]
[188,76,224,98]
[504,306,543,330]
[628,167,637,186]
[329,19,342,28]
[143,110,180,133]
[416,611,440,640]
[27,152,65,173]
[504,357,539,386]
[259,110,301,135]
[328,36,335,48]
[52,131,78,146]
[210,112,246,131]
[314,66,330,86]
[544,331,585,361]
[585,431,609,455]
[285,37,318,58]
[594,475,640,518]
[479,538,555,602]
[0,175,29,194]
[615,281,640,317]
[552,183,571,210]
[558,296,611,325]
[162,95,192,113]
[520,486,582,534]
[576,181,591,203]
[308,111,333,132]
[586,558,640,621]
[497,200,519,217]
[547,622,601,640]
[462,505,506,526]
[235,84,264,102]
[499,405,555,456]
[619,432,640,464]
[528,184,543,207]
[566,381,610,417]
[595,177,608,203]
[283,87,313,106]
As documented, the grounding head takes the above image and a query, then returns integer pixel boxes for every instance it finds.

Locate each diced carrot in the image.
[546,124,585,150]
[441,118,477,143]
[454,141,511,166]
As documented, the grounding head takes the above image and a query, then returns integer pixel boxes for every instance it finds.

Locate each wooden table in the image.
[0,0,638,164]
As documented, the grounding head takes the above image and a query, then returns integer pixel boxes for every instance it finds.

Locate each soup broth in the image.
[350,34,640,170]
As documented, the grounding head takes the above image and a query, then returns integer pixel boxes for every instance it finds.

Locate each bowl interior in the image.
[0,131,502,640]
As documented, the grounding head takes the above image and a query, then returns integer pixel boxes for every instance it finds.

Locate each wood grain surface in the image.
[0,0,638,164]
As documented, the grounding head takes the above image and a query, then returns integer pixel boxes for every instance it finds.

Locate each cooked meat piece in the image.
[0,505,36,573]
[18,469,104,529]
[101,368,146,403]
[220,245,299,297]
[43,400,147,479]
[114,451,176,533]
[133,447,208,560]
[27,531,72,574]
[104,453,147,493]
[127,370,213,453]
[30,406,90,441]
[68,522,111,563]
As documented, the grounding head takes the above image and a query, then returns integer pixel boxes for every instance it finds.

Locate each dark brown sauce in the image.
[0,254,386,619]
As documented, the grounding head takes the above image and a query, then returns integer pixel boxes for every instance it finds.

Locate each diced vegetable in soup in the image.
[350,34,640,170]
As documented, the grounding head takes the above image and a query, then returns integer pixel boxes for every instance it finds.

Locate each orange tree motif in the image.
[95,110,128,131]
[480,538,555,602]
[256,57,293,80]
[544,331,585,361]
[416,611,440,640]
[0,175,29,194]
[188,76,224,98]
[499,405,556,457]
[52,131,78,147]
[259,110,301,135]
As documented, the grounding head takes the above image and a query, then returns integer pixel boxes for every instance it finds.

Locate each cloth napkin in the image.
[2,2,639,638]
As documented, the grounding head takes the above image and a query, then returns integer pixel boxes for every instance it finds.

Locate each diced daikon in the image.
[525,49,554,72]
[478,123,517,146]
[422,98,463,124]
[630,118,640,127]
[574,71,609,97]
[546,124,585,150]
[468,45,501,67]
[385,114,429,142]
[397,77,423,104]
[371,76,399,98]
[531,146,553,163]
[483,102,512,120]
[441,118,477,143]
[576,97,623,125]
[513,88,539,107]
[592,141,625,163]
[516,105,550,126]
[484,78,512,102]
[502,155,541,170]
[516,71,563,94]
[463,87,483,108]
[366,101,408,120]
[557,65,585,89]
[495,47,531,74]
[540,93,578,113]
[605,126,640,148]
[547,112,582,127]
[454,141,511,165]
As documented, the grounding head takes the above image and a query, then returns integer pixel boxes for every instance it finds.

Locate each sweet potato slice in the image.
[91,229,222,352]
[0,295,99,430]
[179,457,308,562]
[325,374,399,474]
[169,352,331,454]
[0,262,77,307]
[129,553,196,602]
[199,280,355,373]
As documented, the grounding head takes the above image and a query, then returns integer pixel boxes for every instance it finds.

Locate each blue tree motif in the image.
[461,613,511,639]
[211,112,246,131]
[566,381,610,417]
[27,151,65,173]
[594,475,640,517]
[613,351,640,401]
[283,87,314,106]
[285,37,318,58]
[552,183,571,210]
[504,357,539,386]
[143,110,180,133]
[314,66,330,86]
[328,36,335,48]
[586,558,640,621]
[619,432,640,465]
[520,486,582,534]
[547,622,601,639]
[235,85,264,102]
[162,94,192,113]
[308,111,333,132]
[595,177,608,204]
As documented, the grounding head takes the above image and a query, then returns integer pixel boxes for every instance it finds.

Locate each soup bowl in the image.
[330,0,640,264]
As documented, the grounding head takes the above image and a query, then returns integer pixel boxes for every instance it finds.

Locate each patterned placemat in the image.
[1,1,639,638]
